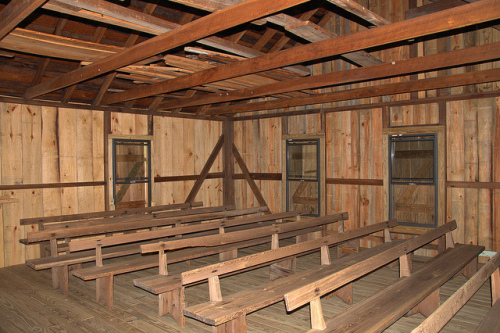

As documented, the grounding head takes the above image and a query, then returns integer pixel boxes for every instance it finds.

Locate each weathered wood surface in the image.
[183,240,406,326]
[412,251,500,333]
[141,212,348,252]
[26,206,266,243]
[0,245,492,332]
[20,201,202,225]
[69,210,303,252]
[308,244,484,333]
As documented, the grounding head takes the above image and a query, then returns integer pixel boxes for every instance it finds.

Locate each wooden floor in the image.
[0,244,493,333]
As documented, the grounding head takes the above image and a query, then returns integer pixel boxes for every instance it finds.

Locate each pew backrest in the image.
[284,220,457,311]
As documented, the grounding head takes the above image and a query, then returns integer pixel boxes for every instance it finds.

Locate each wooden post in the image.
[492,268,500,305]
[103,112,111,211]
[208,275,223,302]
[223,120,235,207]
[310,297,326,330]
[399,253,412,277]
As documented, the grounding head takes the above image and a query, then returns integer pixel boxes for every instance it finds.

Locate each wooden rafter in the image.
[325,0,391,26]
[0,0,47,41]
[101,0,499,106]
[158,42,500,110]
[205,67,500,115]
[24,0,310,99]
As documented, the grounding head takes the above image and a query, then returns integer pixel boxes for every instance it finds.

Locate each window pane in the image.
[287,142,318,180]
[391,137,434,182]
[392,184,435,226]
[115,143,148,180]
[287,180,318,215]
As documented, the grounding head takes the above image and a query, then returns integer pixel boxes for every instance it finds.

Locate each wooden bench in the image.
[133,212,356,326]
[70,207,296,307]
[20,201,203,254]
[23,203,236,294]
[183,221,464,332]
[283,224,484,333]
[412,251,500,333]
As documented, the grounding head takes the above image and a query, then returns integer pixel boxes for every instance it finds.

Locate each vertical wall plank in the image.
[92,111,105,211]
[22,105,43,261]
[76,109,94,213]
[41,107,61,218]
[1,103,23,266]
[58,108,78,215]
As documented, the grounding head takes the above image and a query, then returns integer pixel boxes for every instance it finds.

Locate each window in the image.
[111,138,152,209]
[389,134,438,227]
[285,137,322,216]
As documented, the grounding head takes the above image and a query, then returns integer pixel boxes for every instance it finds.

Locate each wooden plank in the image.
[325,0,391,26]
[310,244,484,333]
[27,206,265,243]
[21,104,43,262]
[68,211,303,252]
[412,251,500,333]
[0,0,46,40]
[20,202,202,225]
[284,221,457,310]
[207,68,500,115]
[1,103,24,266]
[185,135,224,203]
[223,120,235,207]
[232,144,270,212]
[141,212,347,253]
[162,41,500,110]
[58,108,78,215]
[181,220,397,285]
[25,0,309,99]
[103,0,500,105]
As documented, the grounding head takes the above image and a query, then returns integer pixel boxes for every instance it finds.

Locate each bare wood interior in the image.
[0,0,499,331]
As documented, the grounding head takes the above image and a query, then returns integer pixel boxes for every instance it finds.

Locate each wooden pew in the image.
[133,212,355,327]
[23,204,234,294]
[283,222,484,333]
[70,207,294,308]
[20,201,203,254]
[412,251,500,333]
[183,221,465,332]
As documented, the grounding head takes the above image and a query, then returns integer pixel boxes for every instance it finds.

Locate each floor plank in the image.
[0,244,492,332]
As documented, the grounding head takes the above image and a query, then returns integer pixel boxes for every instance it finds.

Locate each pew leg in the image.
[270,257,296,281]
[219,249,238,261]
[96,275,114,308]
[51,265,69,295]
[461,257,478,279]
[213,314,247,333]
[406,289,440,317]
[326,283,353,305]
[159,288,186,327]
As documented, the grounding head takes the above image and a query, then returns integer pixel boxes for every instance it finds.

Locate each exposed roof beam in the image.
[43,0,309,75]
[102,0,499,105]
[205,68,500,115]
[170,0,383,66]
[0,0,47,41]
[158,42,500,109]
[232,90,500,121]
[0,28,123,61]
[325,0,391,26]
[24,0,310,99]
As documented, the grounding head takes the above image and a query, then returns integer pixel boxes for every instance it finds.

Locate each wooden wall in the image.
[0,105,222,268]
[233,0,500,254]
[1,0,499,268]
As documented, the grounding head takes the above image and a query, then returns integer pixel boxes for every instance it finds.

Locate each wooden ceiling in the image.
[0,0,499,120]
